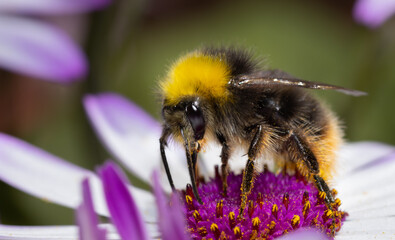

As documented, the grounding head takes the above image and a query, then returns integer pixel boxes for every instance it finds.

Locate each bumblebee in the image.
[159,47,365,218]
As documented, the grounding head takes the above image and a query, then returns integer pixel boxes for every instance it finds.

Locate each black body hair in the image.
[202,47,258,76]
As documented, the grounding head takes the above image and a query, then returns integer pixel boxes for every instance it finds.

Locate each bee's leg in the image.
[286,133,335,203]
[287,132,336,235]
[160,129,175,191]
[239,125,264,218]
[216,132,230,195]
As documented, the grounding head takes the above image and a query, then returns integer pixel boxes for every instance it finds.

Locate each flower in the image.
[80,160,328,240]
[0,93,394,239]
[0,0,112,82]
[183,170,345,239]
[353,0,395,28]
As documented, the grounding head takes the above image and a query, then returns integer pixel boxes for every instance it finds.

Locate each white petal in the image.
[337,142,395,177]
[83,93,189,189]
[0,225,78,240]
[336,142,395,238]
[0,133,156,222]
[0,223,160,240]
[337,217,395,239]
[0,224,120,240]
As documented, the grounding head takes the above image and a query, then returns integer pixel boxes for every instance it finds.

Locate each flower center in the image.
[182,168,346,239]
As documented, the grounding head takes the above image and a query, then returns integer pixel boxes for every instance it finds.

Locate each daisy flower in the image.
[353,0,395,28]
[0,93,394,239]
[0,0,112,82]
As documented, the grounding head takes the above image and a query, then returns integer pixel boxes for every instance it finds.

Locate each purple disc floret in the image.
[182,168,346,239]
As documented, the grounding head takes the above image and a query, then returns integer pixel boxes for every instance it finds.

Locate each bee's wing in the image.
[230,69,367,96]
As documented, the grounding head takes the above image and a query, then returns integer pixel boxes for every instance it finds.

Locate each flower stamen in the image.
[233,226,242,239]
[210,223,221,239]
[271,204,278,219]
[291,215,300,229]
[216,200,224,218]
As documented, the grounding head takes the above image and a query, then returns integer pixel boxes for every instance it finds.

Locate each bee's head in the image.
[162,96,206,143]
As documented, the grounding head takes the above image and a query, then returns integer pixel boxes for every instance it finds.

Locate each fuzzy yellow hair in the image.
[160,51,231,105]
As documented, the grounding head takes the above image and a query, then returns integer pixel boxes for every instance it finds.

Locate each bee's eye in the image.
[185,103,206,140]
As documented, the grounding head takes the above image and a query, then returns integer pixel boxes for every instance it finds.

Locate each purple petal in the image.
[353,0,395,28]
[152,171,188,240]
[99,162,150,240]
[0,133,156,222]
[0,0,112,15]
[84,93,189,186]
[76,179,106,240]
[0,15,87,82]
[277,228,330,240]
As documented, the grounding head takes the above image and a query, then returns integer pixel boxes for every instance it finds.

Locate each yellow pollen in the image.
[233,226,241,238]
[271,204,278,218]
[334,198,341,207]
[186,195,193,205]
[268,221,276,230]
[210,223,219,232]
[250,230,258,239]
[252,217,261,227]
[332,188,338,196]
[229,212,235,220]
[291,215,300,228]
[216,200,224,218]
[197,226,207,237]
[303,200,311,218]
[326,209,333,218]
[311,213,319,225]
[318,191,327,201]
[193,210,202,222]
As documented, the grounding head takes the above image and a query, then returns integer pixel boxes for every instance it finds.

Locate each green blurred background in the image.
[1,0,394,226]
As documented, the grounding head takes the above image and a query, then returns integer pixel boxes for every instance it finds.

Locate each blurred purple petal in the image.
[0,15,87,82]
[84,93,188,187]
[0,0,111,15]
[353,0,395,28]
[99,162,149,240]
[152,171,188,240]
[76,179,107,240]
[0,133,156,222]
[277,228,330,240]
